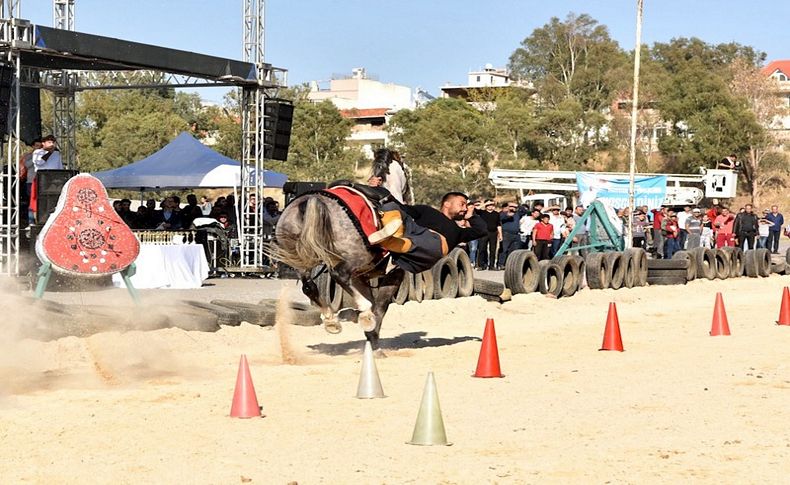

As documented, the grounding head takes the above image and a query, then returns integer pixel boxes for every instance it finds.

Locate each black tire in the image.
[211,300,278,327]
[407,271,425,302]
[712,249,730,280]
[585,252,610,290]
[183,300,242,326]
[449,248,474,297]
[574,254,587,290]
[646,276,687,286]
[315,271,344,312]
[743,250,759,278]
[420,270,435,300]
[695,247,716,280]
[627,248,648,287]
[257,299,323,326]
[648,258,690,269]
[606,252,625,290]
[621,251,636,288]
[671,250,697,281]
[556,255,580,297]
[504,250,540,294]
[647,269,691,278]
[473,278,506,296]
[755,248,771,277]
[722,247,744,278]
[169,307,222,332]
[432,257,459,299]
[538,260,564,297]
[393,274,410,304]
[771,261,787,275]
[786,247,790,266]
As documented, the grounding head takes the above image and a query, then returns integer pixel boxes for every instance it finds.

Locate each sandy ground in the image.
[1,271,790,484]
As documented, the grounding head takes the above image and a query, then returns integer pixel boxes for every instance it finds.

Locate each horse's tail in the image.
[268,195,340,270]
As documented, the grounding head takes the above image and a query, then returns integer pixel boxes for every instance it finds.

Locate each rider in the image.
[367,188,487,273]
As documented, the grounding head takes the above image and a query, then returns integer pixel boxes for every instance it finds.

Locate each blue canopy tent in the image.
[93,132,288,189]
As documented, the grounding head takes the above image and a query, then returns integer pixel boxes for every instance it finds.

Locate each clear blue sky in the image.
[21,0,790,102]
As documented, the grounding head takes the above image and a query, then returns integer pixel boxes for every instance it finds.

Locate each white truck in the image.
[490,168,737,207]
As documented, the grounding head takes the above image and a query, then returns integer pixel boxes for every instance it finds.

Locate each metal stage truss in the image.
[0,0,287,277]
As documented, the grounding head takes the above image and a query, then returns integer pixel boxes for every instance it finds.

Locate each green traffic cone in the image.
[407,372,451,446]
[355,341,385,399]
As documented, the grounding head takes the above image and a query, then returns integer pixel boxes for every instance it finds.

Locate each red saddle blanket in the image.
[323,186,378,238]
[36,174,140,276]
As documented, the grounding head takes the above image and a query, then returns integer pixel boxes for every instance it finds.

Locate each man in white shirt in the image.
[548,206,566,257]
[676,206,692,250]
[32,135,63,172]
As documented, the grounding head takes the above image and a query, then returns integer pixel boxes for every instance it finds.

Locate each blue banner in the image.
[576,172,667,209]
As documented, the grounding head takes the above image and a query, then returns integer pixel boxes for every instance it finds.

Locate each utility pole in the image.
[626,0,644,249]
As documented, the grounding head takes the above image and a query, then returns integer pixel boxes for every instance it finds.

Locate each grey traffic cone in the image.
[407,372,451,446]
[355,341,385,399]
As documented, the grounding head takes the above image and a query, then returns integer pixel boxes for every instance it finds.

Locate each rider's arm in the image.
[459,214,487,242]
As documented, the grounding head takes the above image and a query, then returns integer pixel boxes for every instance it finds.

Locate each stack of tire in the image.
[390,247,478,305]
[645,246,784,286]
[502,248,648,298]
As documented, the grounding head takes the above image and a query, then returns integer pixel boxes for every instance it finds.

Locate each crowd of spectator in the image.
[458,197,788,268]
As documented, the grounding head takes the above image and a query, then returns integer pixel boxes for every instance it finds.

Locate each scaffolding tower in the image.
[0,0,287,277]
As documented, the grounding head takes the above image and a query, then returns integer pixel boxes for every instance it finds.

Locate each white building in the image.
[440,64,533,109]
[308,68,414,157]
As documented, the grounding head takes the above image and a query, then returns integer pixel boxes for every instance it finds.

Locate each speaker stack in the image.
[264,98,294,162]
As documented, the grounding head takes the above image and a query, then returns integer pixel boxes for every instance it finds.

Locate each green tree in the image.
[389,98,491,202]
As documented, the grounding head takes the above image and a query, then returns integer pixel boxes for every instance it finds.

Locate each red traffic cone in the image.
[600,302,624,351]
[473,318,504,377]
[710,292,731,336]
[778,287,790,326]
[230,355,263,418]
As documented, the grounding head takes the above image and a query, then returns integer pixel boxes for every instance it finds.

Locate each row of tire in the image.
[646,247,789,285]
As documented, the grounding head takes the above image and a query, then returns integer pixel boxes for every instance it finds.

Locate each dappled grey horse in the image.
[271,192,405,349]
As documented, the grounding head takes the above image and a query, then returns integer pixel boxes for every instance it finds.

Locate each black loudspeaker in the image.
[282,181,326,205]
[35,169,78,224]
[20,86,42,145]
[0,64,13,136]
[264,99,293,161]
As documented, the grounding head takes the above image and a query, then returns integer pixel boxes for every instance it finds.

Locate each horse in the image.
[270,186,406,350]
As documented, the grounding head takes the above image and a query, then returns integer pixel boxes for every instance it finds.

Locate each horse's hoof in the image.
[358,310,376,332]
[323,320,342,334]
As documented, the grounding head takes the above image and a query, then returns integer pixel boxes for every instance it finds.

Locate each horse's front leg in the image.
[300,272,341,334]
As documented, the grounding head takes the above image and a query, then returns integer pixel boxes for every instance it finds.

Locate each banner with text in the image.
[576,172,667,209]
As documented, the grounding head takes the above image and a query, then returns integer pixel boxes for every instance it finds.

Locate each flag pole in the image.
[626,0,644,250]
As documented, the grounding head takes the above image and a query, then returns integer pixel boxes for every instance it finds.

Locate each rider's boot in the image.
[369,210,404,244]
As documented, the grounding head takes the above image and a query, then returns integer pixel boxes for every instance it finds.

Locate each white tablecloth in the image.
[113,244,209,289]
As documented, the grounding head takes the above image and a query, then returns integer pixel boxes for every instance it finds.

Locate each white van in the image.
[520,193,569,210]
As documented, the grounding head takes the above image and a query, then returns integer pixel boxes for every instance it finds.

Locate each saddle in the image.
[327,180,397,210]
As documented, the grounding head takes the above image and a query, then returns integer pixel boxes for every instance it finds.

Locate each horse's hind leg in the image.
[300,272,341,334]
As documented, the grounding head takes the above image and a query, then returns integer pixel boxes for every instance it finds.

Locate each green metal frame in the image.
[552,201,624,259]
[34,262,141,305]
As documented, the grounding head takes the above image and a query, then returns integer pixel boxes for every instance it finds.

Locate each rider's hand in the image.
[368,176,382,187]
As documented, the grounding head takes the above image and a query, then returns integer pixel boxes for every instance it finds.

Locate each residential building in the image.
[761,60,790,146]
[308,68,414,157]
[440,64,533,108]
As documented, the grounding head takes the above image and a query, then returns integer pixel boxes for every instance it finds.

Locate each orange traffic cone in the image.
[230,355,263,418]
[600,302,624,351]
[473,318,504,378]
[710,292,731,336]
[778,287,790,326]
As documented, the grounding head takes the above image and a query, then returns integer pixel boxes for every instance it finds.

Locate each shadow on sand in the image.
[307,331,480,356]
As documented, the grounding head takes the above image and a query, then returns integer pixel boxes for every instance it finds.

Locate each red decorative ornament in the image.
[36,174,139,276]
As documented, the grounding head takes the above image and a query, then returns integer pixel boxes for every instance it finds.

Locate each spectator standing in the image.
[262,199,281,238]
[700,214,714,249]
[757,210,773,249]
[734,204,759,250]
[651,206,667,258]
[519,209,540,251]
[713,208,735,248]
[531,214,553,261]
[32,135,62,171]
[548,206,566,257]
[467,200,482,265]
[476,200,501,270]
[765,205,784,254]
[199,196,213,216]
[631,211,648,249]
[663,212,680,259]
[685,208,703,249]
[676,206,692,249]
[498,202,523,268]
[19,138,41,223]
[571,205,589,256]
